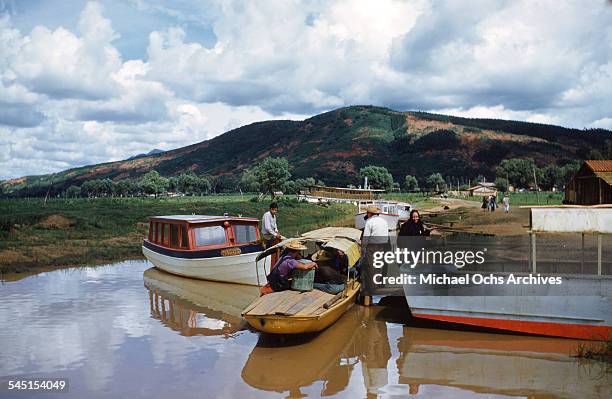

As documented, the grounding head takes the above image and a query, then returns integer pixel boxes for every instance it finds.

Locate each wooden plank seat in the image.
[244,289,335,317]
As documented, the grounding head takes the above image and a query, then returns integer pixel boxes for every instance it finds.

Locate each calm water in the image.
[0,260,609,398]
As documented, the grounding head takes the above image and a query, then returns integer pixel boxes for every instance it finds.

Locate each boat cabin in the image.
[145,215,262,252]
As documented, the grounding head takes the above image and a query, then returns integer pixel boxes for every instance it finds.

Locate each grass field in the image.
[0,195,355,274]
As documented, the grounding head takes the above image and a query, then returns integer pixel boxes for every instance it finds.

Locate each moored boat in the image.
[242,227,362,334]
[355,200,411,231]
[142,215,268,285]
[402,206,612,340]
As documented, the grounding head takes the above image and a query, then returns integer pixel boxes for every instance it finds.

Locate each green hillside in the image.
[2,105,610,196]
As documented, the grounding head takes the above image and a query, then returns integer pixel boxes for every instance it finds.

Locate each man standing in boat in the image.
[361,205,389,297]
[261,202,280,248]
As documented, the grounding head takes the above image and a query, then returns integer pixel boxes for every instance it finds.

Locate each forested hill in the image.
[2,105,610,196]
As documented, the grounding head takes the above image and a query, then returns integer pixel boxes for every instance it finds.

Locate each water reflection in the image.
[0,260,609,399]
[143,268,259,337]
[396,327,611,398]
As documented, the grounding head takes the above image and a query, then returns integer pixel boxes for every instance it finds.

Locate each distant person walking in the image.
[482,195,489,211]
[490,194,497,212]
[503,194,510,213]
[261,202,280,248]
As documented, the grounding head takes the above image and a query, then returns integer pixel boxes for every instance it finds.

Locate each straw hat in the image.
[285,240,307,251]
[311,249,332,262]
[365,204,381,214]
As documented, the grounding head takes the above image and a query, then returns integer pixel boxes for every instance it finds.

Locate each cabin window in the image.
[234,225,258,243]
[180,225,189,248]
[154,222,160,243]
[162,224,170,245]
[194,226,227,247]
[170,224,180,247]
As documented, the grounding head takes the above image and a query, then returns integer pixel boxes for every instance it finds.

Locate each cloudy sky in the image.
[1,0,610,180]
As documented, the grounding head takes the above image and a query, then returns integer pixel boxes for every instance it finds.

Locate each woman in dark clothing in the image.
[398,210,428,236]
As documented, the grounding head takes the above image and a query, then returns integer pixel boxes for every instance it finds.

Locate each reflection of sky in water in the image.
[0,261,608,399]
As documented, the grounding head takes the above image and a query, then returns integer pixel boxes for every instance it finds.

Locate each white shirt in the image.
[362,215,389,246]
[261,211,278,236]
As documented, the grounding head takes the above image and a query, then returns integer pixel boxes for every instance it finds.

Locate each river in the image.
[0,260,609,398]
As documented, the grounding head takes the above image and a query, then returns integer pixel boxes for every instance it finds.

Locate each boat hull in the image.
[142,246,268,286]
[244,282,361,334]
[404,274,612,340]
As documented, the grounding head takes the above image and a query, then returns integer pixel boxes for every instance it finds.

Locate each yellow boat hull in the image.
[243,282,361,334]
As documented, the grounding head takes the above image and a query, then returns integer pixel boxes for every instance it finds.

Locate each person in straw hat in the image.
[361,204,389,295]
[266,240,316,292]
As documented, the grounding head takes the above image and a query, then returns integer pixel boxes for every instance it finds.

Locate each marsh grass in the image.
[0,196,354,274]
[572,339,612,363]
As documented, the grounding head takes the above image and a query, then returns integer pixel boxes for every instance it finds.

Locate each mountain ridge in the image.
[2,105,610,195]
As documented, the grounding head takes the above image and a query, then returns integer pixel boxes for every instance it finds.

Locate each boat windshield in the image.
[194,226,227,247]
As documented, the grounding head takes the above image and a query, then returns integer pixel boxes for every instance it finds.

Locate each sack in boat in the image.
[291,268,315,292]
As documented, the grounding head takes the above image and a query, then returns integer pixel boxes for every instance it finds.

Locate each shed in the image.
[467,182,497,197]
[564,160,612,205]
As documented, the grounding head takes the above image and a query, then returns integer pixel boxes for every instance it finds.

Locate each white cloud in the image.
[10,2,122,100]
[0,0,611,181]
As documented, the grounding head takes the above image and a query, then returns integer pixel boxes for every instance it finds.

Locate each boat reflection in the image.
[396,327,611,398]
[241,306,392,398]
[143,267,259,337]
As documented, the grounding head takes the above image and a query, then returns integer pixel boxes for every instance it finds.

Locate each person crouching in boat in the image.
[311,248,349,294]
[266,241,317,292]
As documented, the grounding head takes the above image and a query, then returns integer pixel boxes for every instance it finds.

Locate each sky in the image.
[0,0,611,180]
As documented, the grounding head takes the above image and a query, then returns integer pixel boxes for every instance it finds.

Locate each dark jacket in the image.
[398,220,427,236]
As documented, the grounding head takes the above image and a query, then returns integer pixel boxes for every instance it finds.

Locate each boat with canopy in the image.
[242,227,362,334]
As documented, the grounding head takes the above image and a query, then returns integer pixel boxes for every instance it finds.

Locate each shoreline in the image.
[0,196,355,276]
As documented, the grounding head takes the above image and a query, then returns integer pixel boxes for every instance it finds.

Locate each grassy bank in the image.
[0,196,355,274]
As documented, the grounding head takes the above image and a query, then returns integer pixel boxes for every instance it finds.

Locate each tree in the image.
[176,173,200,195]
[253,157,292,198]
[496,158,538,189]
[494,177,509,192]
[425,173,445,191]
[240,168,260,192]
[404,175,419,192]
[113,180,133,197]
[540,165,562,190]
[561,161,581,188]
[359,165,394,190]
[283,177,316,195]
[65,185,81,198]
[140,170,169,197]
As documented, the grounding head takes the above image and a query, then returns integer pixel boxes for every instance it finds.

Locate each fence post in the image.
[597,234,602,276]
[531,232,537,273]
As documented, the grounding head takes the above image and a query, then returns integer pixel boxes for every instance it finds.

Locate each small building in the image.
[564,160,612,205]
[467,182,498,197]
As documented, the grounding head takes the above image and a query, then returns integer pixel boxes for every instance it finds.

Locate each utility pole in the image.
[533,167,540,205]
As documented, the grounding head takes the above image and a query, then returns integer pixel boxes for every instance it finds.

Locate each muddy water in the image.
[0,260,609,399]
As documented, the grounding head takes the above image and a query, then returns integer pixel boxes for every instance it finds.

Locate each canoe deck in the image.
[243,289,336,318]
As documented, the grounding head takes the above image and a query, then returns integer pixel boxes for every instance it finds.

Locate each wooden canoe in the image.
[242,280,361,334]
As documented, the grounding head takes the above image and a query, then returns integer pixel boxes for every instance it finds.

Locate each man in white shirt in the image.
[261,202,280,248]
[361,205,390,295]
[362,205,389,247]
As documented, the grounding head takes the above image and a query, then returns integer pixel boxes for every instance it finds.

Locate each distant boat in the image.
[354,200,411,231]
[142,215,267,285]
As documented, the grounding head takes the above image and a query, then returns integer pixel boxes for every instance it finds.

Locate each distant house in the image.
[564,160,612,205]
[467,182,497,197]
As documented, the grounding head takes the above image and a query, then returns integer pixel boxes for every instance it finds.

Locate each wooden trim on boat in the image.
[143,240,263,259]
